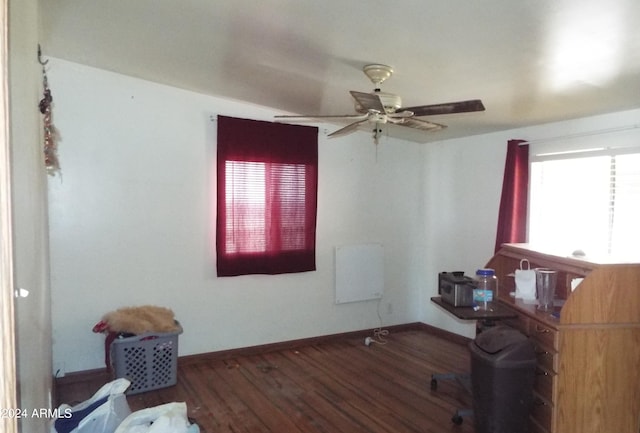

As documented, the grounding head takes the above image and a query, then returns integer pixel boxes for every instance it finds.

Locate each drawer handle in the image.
[535,349,550,355]
[535,368,549,376]
[535,325,550,333]
[534,397,548,406]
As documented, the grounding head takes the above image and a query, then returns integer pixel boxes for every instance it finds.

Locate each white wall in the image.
[47,59,426,374]
[9,0,54,431]
[420,133,506,337]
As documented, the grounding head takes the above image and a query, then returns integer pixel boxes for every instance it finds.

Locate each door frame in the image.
[0,0,18,431]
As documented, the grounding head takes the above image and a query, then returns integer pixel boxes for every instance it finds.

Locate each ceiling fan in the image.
[275,64,485,143]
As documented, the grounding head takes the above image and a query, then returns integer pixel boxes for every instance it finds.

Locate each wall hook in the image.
[37,44,48,66]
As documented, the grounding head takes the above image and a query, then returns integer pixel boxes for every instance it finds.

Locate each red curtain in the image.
[495,139,529,252]
[216,116,318,276]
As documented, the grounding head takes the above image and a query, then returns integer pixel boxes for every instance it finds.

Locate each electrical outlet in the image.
[386,302,393,315]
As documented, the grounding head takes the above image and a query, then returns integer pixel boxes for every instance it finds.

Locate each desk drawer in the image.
[531,394,553,432]
[534,366,556,402]
[529,320,558,350]
[534,342,558,373]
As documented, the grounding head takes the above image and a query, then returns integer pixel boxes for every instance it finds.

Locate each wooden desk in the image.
[487,243,640,433]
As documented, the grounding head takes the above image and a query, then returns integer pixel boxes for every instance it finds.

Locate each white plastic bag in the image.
[515,259,536,302]
[51,378,132,433]
[114,402,197,433]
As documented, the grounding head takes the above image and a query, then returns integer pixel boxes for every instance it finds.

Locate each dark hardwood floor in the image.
[57,328,475,432]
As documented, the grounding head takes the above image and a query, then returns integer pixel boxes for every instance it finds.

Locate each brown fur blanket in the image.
[93,305,179,335]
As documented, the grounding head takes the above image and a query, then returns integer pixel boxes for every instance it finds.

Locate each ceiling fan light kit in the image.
[274,63,485,143]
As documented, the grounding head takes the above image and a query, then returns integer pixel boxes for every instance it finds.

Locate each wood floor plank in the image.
[56,328,476,433]
[297,340,469,433]
[240,353,352,433]
[262,350,374,433]
[183,362,258,433]
[281,346,406,433]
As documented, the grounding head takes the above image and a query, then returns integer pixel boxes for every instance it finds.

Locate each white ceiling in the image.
[39,0,640,142]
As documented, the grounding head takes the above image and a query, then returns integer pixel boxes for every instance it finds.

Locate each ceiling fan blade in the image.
[398,99,485,117]
[349,91,385,113]
[327,119,369,138]
[394,117,447,131]
[275,113,368,120]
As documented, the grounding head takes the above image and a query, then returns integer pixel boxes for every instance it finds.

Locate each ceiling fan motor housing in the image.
[358,64,402,113]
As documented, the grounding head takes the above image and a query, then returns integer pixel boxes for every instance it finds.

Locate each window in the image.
[216,116,318,276]
[529,145,640,258]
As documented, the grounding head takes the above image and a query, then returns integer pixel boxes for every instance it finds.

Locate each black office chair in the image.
[430,371,473,425]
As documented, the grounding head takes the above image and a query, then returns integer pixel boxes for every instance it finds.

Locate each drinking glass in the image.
[536,268,557,311]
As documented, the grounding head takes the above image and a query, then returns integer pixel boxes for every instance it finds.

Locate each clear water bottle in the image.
[475,268,498,310]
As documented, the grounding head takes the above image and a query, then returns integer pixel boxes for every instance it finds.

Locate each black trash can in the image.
[469,325,536,433]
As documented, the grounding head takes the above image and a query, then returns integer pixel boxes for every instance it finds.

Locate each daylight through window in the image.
[529,149,640,258]
[224,161,308,254]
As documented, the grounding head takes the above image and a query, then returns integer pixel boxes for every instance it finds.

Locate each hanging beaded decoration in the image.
[38,45,60,175]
